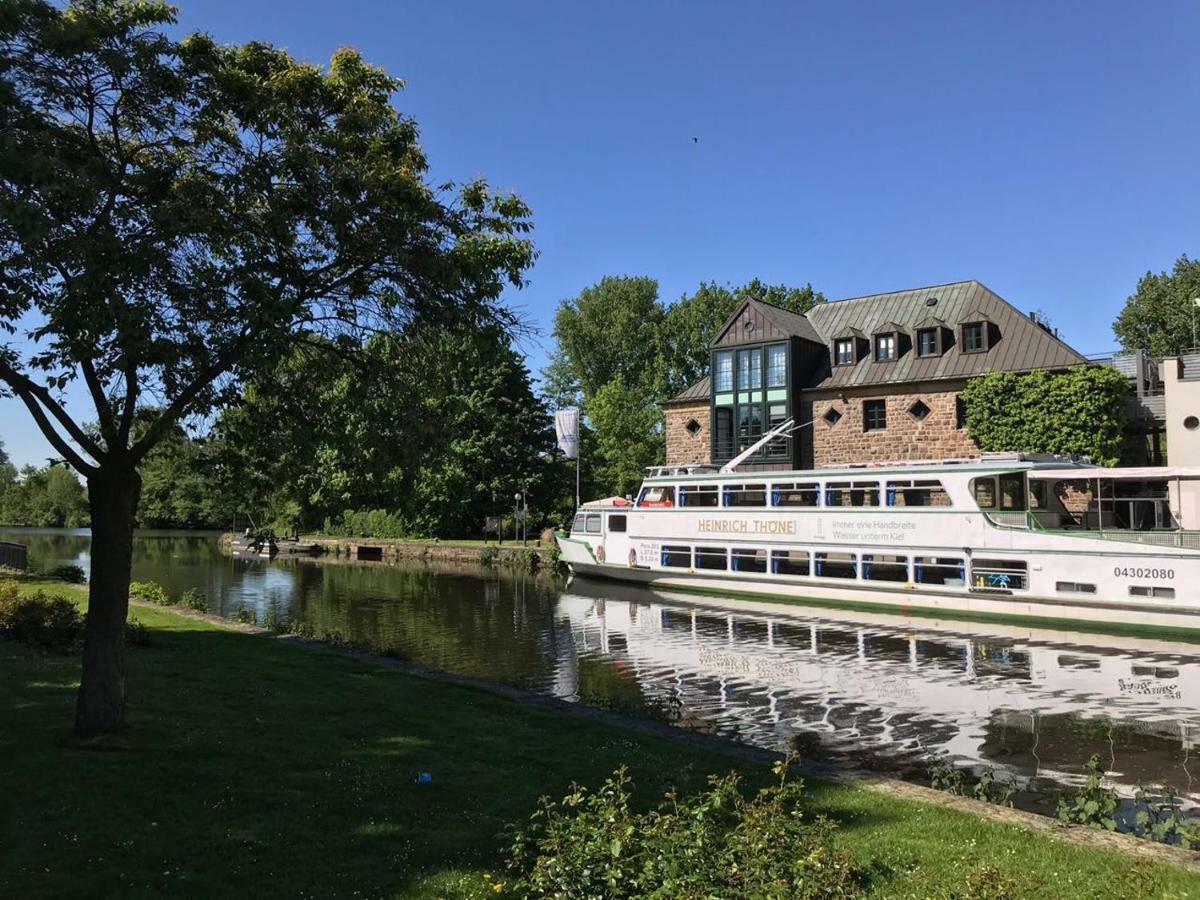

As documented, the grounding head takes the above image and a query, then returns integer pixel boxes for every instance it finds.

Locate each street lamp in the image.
[514,489,527,546]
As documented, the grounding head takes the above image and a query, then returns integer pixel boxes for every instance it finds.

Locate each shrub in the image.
[129,581,171,606]
[478,547,498,567]
[234,608,257,625]
[0,589,83,652]
[1056,754,1119,830]
[125,617,152,647]
[505,758,864,899]
[1133,785,1200,848]
[325,508,409,539]
[181,588,209,613]
[44,563,87,584]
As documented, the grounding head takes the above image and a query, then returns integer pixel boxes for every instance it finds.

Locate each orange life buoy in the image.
[596,544,605,562]
[628,548,637,567]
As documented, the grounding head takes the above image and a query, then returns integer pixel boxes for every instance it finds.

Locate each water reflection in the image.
[5,527,1199,803]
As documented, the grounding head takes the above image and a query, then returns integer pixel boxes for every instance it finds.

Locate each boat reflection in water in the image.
[559,575,1200,803]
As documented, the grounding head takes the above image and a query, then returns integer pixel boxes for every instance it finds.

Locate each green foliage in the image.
[928,763,1016,807]
[234,608,257,625]
[325,509,409,539]
[962,367,1130,466]
[586,375,665,499]
[972,768,1017,807]
[129,581,171,607]
[124,618,152,648]
[1133,785,1200,848]
[478,546,499,567]
[929,761,966,795]
[0,464,89,527]
[42,563,87,584]
[0,585,83,652]
[505,759,863,899]
[1113,255,1200,355]
[1056,755,1119,831]
[180,589,209,613]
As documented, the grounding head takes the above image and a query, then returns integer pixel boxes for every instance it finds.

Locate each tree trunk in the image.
[75,465,142,736]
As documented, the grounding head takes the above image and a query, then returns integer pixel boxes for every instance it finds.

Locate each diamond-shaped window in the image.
[685,418,702,436]
[823,407,843,426]
[908,400,931,421]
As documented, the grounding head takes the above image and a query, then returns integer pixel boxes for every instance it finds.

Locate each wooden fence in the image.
[0,541,28,571]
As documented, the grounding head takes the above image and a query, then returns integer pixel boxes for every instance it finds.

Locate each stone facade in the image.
[810,388,979,468]
[663,400,710,466]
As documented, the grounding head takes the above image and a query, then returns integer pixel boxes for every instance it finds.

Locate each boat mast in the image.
[719,419,811,474]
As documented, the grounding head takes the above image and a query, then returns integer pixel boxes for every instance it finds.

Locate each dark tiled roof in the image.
[803,280,1088,390]
[663,375,710,405]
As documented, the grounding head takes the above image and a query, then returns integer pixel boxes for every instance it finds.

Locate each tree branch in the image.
[2,380,97,476]
[0,361,106,463]
[80,356,117,448]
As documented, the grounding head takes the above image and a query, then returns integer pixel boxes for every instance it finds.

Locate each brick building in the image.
[662,280,1089,471]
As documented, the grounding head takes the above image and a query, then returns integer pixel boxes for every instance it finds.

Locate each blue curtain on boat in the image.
[771,489,782,506]
[723,489,734,507]
[914,560,924,582]
[678,489,687,507]
[958,561,966,582]
[862,555,873,579]
[771,555,781,574]
[661,549,669,567]
[815,555,823,576]
[886,487,897,506]
[825,489,836,506]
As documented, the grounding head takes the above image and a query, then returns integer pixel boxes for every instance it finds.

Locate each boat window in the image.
[771,482,820,507]
[638,485,675,507]
[694,547,728,571]
[660,545,692,568]
[863,554,909,582]
[731,548,768,574]
[1130,586,1176,599]
[998,474,1027,510]
[770,549,810,576]
[971,558,1028,590]
[885,479,951,507]
[1029,480,1048,510]
[608,514,627,533]
[678,484,719,508]
[814,552,857,579]
[824,481,880,507]
[585,514,602,534]
[914,557,965,586]
[724,483,767,507]
[1056,581,1095,594]
[972,477,997,509]
[571,514,585,533]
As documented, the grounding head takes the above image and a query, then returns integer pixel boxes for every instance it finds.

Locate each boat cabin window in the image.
[863,554,909,582]
[1130,585,1175,599]
[724,483,767,507]
[572,513,602,534]
[638,485,675,507]
[1029,480,1048,510]
[814,552,857,579]
[971,558,1028,590]
[660,545,691,568]
[694,547,728,570]
[885,479,951,507]
[678,484,719,508]
[914,556,965,586]
[585,514,602,534]
[772,482,820,507]
[731,547,767,573]
[608,514,627,533]
[1057,582,1096,594]
[825,481,880,507]
[972,477,997,509]
[771,549,810,576]
[998,474,1027,510]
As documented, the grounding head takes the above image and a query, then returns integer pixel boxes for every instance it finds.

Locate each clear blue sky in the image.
[3,0,1199,467]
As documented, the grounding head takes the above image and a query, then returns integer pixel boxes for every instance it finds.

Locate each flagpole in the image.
[575,412,581,509]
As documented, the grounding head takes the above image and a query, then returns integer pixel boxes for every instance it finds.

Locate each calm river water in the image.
[8,527,1200,806]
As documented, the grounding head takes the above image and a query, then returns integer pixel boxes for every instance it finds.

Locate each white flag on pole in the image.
[554,407,580,459]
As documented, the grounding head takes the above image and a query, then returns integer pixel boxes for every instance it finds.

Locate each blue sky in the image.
[3,0,1199,467]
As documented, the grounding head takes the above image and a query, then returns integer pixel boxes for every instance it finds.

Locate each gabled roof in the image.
[711,298,824,348]
[832,326,866,340]
[914,315,947,329]
[662,375,710,406]
[873,321,907,334]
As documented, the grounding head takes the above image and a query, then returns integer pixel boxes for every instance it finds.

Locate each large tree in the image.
[1113,255,1200,356]
[0,1,533,733]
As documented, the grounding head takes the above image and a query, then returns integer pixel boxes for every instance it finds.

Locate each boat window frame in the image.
[730,547,768,574]
[608,514,627,533]
[694,546,728,571]
[971,558,1028,591]
[862,553,910,582]
[584,513,602,534]
[825,480,881,507]
[914,556,966,586]
[771,482,821,507]
[678,484,719,508]
[770,548,811,576]
[723,482,768,508]
[814,551,858,579]
[660,545,692,568]
[885,479,952,508]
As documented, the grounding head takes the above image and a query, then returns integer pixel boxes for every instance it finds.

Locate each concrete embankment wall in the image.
[219,533,559,571]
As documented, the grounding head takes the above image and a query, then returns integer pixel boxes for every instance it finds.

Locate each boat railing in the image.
[1064,529,1200,550]
[983,511,1040,530]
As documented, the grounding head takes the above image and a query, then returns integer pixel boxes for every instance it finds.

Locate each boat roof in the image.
[1027,466,1200,480]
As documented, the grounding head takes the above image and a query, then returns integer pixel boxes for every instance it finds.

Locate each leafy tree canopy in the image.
[962,367,1130,466]
[1113,255,1200,356]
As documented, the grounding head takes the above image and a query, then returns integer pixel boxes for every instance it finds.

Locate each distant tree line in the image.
[0,441,89,528]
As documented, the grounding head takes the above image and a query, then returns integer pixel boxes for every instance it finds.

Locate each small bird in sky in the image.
[692,136,698,143]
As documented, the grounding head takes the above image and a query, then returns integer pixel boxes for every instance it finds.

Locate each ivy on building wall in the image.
[961,367,1130,466]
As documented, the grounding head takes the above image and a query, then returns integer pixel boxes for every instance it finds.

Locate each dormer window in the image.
[834,339,855,366]
[962,321,987,353]
[917,328,940,358]
[874,333,897,362]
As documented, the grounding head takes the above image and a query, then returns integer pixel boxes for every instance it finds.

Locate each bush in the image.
[181,588,209,613]
[504,758,863,899]
[43,563,87,584]
[1056,754,1119,830]
[129,581,171,606]
[325,508,409,539]
[125,617,152,647]
[0,587,83,652]
[478,547,498,567]
[234,608,257,625]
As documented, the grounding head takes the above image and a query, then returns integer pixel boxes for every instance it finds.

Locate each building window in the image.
[766,403,788,458]
[823,407,843,426]
[766,343,787,387]
[908,400,930,421]
[714,351,733,392]
[917,328,940,357]
[685,418,702,436]
[714,408,734,459]
[834,339,855,366]
[962,321,987,352]
[863,399,887,431]
[874,333,897,362]
[955,395,967,429]
[737,403,763,451]
[737,347,762,390]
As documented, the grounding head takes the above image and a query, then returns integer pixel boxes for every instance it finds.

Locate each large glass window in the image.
[917,328,940,357]
[767,403,788,458]
[714,351,734,392]
[638,485,675,507]
[737,348,762,390]
[834,339,855,366]
[874,333,897,361]
[766,343,787,387]
[972,477,996,508]
[737,403,763,451]
[714,408,734,460]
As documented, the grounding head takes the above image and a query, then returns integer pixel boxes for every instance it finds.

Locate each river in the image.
[7,526,1200,808]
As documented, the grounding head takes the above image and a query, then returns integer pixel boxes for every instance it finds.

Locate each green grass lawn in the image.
[2,582,1198,898]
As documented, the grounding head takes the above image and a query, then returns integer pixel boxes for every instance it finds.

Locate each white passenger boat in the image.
[557,430,1200,637]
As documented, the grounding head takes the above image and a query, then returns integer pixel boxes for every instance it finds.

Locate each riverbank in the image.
[219,532,560,570]
[3,582,1200,897]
